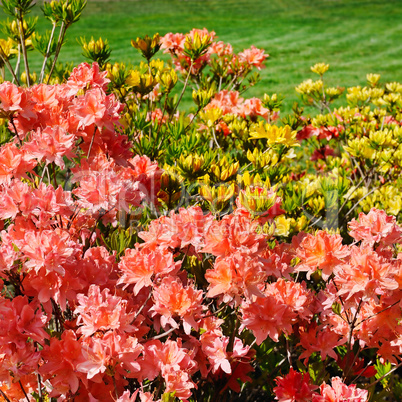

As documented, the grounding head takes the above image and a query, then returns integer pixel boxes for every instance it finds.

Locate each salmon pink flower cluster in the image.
[161,28,268,77]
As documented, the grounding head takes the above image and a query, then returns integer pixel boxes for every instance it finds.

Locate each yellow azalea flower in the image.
[237,171,270,188]
[131,33,161,61]
[210,157,239,182]
[200,107,223,128]
[249,122,299,147]
[0,38,17,59]
[386,82,402,93]
[199,183,235,206]
[311,62,329,76]
[238,185,278,218]
[125,70,141,87]
[158,69,178,92]
[247,148,278,169]
[274,215,291,236]
[295,79,323,95]
[366,73,381,86]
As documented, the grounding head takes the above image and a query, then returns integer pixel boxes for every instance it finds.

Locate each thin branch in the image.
[364,360,402,390]
[37,373,43,402]
[338,170,373,216]
[46,21,67,84]
[171,59,194,118]
[132,291,152,322]
[19,380,30,402]
[356,300,400,327]
[14,44,21,83]
[184,106,202,131]
[39,165,48,185]
[228,73,240,91]
[351,359,373,384]
[308,215,322,228]
[331,277,350,323]
[0,389,11,402]
[39,22,57,83]
[10,117,23,145]
[17,12,31,87]
[380,116,385,132]
[211,127,221,149]
[203,301,230,318]
[344,187,378,219]
[151,326,176,340]
[286,337,292,366]
[218,75,223,92]
[82,206,115,257]
[0,46,20,85]
[87,126,98,159]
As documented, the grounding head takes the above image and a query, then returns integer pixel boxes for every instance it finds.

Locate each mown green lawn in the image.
[2,0,402,112]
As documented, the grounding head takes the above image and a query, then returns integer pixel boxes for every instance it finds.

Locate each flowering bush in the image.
[1,0,402,401]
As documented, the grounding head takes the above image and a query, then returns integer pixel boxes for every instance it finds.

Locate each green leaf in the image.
[162,391,176,402]
[375,359,392,387]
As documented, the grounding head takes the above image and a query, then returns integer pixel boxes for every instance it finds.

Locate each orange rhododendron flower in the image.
[349,208,402,246]
[150,277,204,335]
[296,230,349,280]
[118,245,180,295]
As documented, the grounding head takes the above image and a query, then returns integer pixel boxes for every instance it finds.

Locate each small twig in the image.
[351,359,373,384]
[338,170,373,216]
[132,291,152,322]
[343,345,362,381]
[343,300,363,380]
[228,310,240,353]
[17,12,31,87]
[380,116,385,132]
[39,22,57,83]
[308,215,322,228]
[37,373,43,402]
[203,302,230,319]
[19,380,30,402]
[14,44,21,83]
[286,337,292,366]
[356,300,400,327]
[87,126,98,159]
[46,164,51,184]
[364,360,402,390]
[0,390,11,402]
[331,277,350,323]
[47,21,67,84]
[171,59,194,118]
[151,326,176,340]
[9,117,23,145]
[210,127,221,149]
[82,206,115,257]
[184,106,202,131]
[344,187,378,219]
[218,75,223,92]
[228,73,240,91]
[39,165,48,185]
[67,206,79,230]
